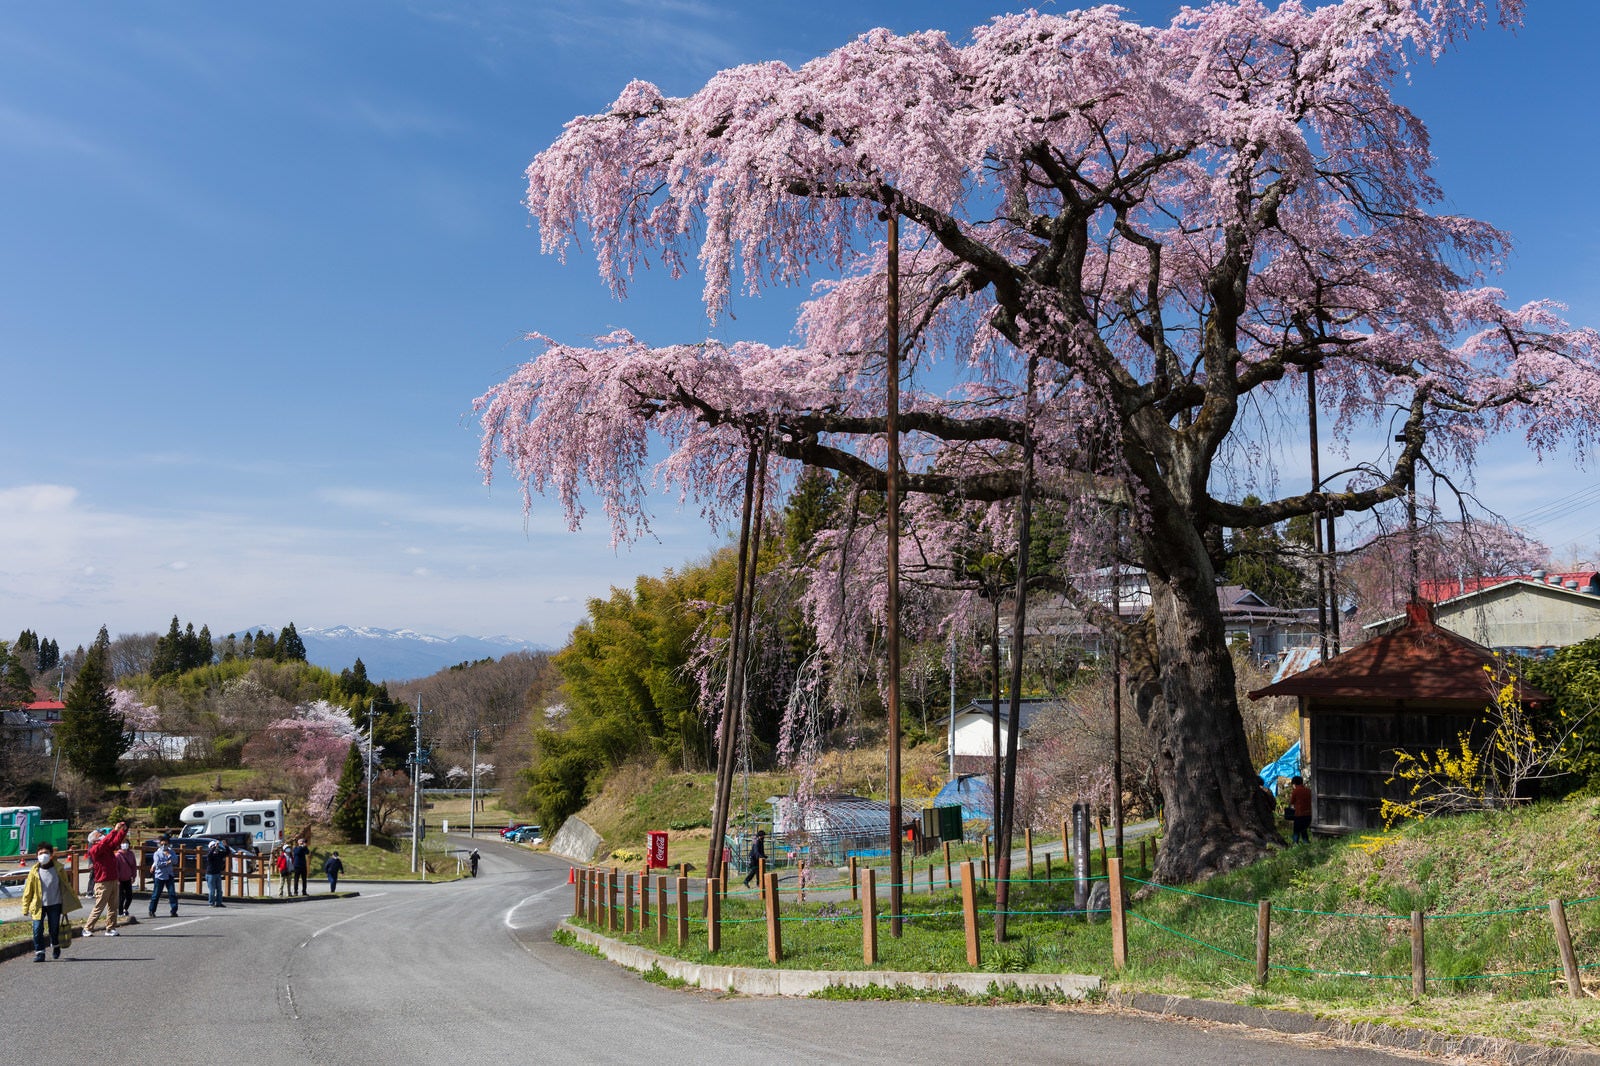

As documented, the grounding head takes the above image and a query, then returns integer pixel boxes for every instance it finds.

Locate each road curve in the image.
[3,837,1425,1065]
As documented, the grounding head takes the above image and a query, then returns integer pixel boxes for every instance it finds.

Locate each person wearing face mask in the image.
[147,835,179,918]
[23,844,81,961]
[82,821,128,936]
[115,840,140,924]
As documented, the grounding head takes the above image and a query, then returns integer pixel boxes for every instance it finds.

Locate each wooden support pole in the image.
[573,868,583,919]
[607,870,618,932]
[1255,899,1271,987]
[943,841,952,889]
[1411,910,1427,1000]
[982,834,990,881]
[706,878,722,954]
[675,876,689,947]
[849,856,858,900]
[961,860,981,967]
[640,869,650,929]
[1096,814,1107,875]
[656,876,668,942]
[1025,827,1034,878]
[862,866,879,965]
[1139,839,1148,876]
[1044,853,1052,883]
[624,873,635,933]
[721,859,730,897]
[1550,898,1584,998]
[765,871,782,963]
[1108,856,1129,970]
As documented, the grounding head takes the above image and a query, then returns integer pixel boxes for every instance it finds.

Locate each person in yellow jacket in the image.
[22,843,81,962]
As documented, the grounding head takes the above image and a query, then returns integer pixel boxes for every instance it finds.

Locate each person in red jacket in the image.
[82,821,128,935]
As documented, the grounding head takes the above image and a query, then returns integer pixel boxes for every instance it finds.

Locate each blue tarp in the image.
[1258,741,1302,788]
[933,775,994,820]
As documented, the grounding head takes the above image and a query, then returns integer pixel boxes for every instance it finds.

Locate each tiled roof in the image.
[1248,602,1550,706]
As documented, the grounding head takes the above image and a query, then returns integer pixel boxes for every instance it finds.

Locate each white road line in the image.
[307,893,393,940]
[503,883,568,930]
[148,917,211,930]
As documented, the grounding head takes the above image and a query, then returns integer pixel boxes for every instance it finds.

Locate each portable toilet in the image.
[0,807,43,857]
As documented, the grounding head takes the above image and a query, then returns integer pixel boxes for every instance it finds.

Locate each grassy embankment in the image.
[568,784,1600,1052]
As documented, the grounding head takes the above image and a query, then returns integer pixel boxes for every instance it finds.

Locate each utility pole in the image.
[468,729,480,840]
[364,708,375,848]
[410,695,422,875]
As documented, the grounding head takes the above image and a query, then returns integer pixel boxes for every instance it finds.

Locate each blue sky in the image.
[1,1,1596,653]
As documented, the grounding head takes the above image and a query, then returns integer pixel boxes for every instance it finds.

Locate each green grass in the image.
[564,795,1600,1050]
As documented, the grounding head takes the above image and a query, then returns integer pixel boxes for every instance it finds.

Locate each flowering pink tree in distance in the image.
[479,0,1600,883]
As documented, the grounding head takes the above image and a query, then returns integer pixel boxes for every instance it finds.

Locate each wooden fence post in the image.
[862,867,879,965]
[982,835,990,883]
[1410,910,1427,1000]
[573,867,583,919]
[1109,856,1129,971]
[942,841,952,890]
[1255,899,1271,987]
[765,871,782,963]
[1044,852,1052,883]
[1550,898,1584,998]
[656,876,668,942]
[1025,827,1034,878]
[675,876,689,947]
[706,878,721,954]
[625,873,636,933]
[961,860,981,967]
[720,859,730,896]
[849,856,858,900]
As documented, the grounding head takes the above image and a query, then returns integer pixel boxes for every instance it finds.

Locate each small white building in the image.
[947,697,1061,775]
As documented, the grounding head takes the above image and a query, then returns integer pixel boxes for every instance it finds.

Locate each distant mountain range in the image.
[239,624,547,682]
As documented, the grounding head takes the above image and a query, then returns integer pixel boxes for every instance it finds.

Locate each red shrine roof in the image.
[1249,602,1549,708]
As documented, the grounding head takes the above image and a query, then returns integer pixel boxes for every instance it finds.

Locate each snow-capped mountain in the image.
[237,624,546,682]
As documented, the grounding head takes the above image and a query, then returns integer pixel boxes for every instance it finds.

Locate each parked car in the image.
[500,824,529,839]
[508,826,543,845]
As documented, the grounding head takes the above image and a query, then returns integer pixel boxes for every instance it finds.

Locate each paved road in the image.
[3,838,1427,1065]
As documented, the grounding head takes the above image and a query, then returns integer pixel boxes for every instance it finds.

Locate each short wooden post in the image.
[624,873,635,933]
[1255,899,1271,987]
[640,870,650,929]
[679,862,688,880]
[1139,839,1148,876]
[656,876,668,942]
[573,868,583,918]
[862,867,879,965]
[1550,898,1584,998]
[1060,818,1070,869]
[1411,910,1427,999]
[961,860,981,967]
[942,841,952,889]
[756,856,766,891]
[607,870,619,932]
[675,876,689,946]
[1109,856,1129,970]
[1044,853,1052,883]
[764,871,782,963]
[1025,827,1034,878]
[982,834,991,882]
[706,878,721,954]
[849,856,858,900]
[720,859,730,896]
[1096,814,1107,874]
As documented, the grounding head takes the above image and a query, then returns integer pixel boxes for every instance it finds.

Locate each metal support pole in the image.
[410,695,422,875]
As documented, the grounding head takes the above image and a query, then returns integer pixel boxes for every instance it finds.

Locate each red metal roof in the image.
[1419,572,1600,602]
[1249,602,1549,707]
[22,700,64,712]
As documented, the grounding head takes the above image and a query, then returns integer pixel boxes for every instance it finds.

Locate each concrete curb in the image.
[557,919,1100,999]
[1105,991,1600,1066]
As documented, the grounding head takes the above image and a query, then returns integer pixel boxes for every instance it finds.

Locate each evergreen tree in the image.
[150,616,182,680]
[180,622,201,671]
[253,630,276,660]
[57,638,130,786]
[220,634,238,663]
[39,638,59,673]
[196,624,215,668]
[330,740,369,841]
[276,622,307,663]
[1,642,34,706]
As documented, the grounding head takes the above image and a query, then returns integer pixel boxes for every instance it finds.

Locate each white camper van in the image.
[179,799,285,850]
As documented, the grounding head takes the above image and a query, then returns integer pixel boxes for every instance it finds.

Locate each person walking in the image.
[147,835,179,918]
[290,838,310,896]
[82,821,127,936]
[204,841,228,906]
[322,851,344,893]
[469,849,480,878]
[274,846,289,896]
[115,840,140,925]
[23,844,79,961]
[741,829,766,889]
[1289,775,1314,844]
